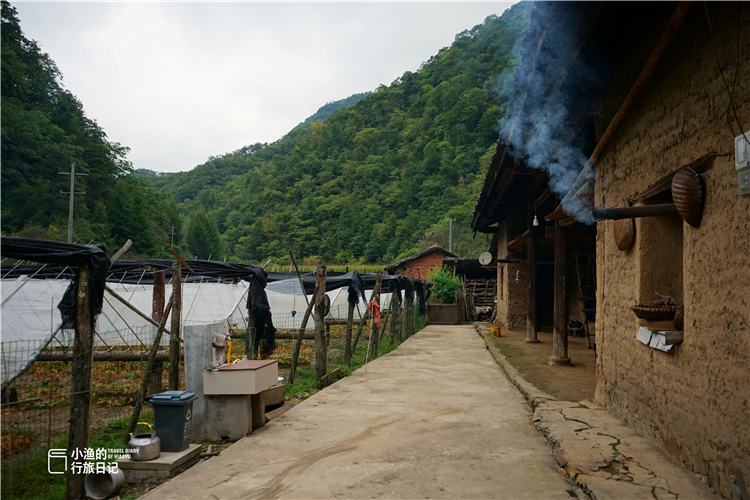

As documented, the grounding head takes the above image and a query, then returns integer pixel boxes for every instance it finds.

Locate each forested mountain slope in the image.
[149,2,532,264]
[295,92,372,130]
[1,0,181,257]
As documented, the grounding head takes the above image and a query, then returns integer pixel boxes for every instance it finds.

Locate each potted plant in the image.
[427,266,463,324]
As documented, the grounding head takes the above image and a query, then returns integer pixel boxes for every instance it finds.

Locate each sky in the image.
[12,1,517,174]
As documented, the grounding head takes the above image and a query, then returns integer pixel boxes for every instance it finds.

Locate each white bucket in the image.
[84,468,125,499]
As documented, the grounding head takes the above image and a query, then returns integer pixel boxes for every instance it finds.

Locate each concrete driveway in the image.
[141,325,577,499]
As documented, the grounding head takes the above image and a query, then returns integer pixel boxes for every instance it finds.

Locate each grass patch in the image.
[284,316,421,404]
[0,411,155,500]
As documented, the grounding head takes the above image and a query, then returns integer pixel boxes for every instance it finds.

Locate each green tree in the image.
[187,209,223,260]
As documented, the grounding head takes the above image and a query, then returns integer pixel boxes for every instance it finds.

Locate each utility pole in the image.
[59,162,87,243]
[447,218,456,253]
[170,225,176,248]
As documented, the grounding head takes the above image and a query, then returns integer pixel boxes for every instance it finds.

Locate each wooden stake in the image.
[66,261,93,500]
[149,270,166,395]
[390,292,400,343]
[169,260,182,390]
[288,289,317,385]
[369,272,382,359]
[344,300,355,367]
[126,296,174,441]
[314,266,326,386]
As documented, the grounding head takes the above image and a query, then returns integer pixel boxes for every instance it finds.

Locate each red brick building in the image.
[384,245,457,280]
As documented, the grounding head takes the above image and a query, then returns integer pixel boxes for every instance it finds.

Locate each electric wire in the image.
[703,1,750,146]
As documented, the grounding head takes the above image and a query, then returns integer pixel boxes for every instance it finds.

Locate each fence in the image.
[1,264,426,500]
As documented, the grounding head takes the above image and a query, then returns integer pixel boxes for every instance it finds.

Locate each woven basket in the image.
[631,305,678,320]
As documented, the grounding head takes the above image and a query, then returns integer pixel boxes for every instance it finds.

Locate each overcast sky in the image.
[12,1,517,173]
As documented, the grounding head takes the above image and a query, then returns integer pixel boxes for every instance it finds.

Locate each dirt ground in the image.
[479,323,597,402]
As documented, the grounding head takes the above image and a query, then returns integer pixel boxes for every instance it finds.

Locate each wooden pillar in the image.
[344,301,355,367]
[369,271,382,360]
[314,266,327,386]
[551,220,571,364]
[525,190,540,343]
[169,260,182,390]
[497,226,502,320]
[67,262,94,500]
[148,271,165,396]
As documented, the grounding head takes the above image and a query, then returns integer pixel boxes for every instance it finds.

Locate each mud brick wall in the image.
[495,221,527,331]
[593,5,749,498]
[392,251,448,280]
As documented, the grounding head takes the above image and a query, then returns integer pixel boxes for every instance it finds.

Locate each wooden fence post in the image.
[66,262,94,500]
[314,266,327,386]
[369,271,382,360]
[169,260,182,390]
[247,311,256,359]
[344,300,355,367]
[149,270,165,396]
[126,296,174,441]
[390,291,400,344]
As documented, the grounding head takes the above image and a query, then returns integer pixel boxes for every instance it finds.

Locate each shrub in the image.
[429,266,461,304]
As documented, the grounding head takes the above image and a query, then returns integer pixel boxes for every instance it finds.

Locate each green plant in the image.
[429,266,462,304]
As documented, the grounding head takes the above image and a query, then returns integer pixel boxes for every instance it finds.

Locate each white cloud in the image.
[12,1,516,173]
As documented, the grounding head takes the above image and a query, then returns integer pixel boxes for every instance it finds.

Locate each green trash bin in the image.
[146,391,197,452]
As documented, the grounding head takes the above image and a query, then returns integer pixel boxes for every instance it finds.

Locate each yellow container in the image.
[491,326,501,337]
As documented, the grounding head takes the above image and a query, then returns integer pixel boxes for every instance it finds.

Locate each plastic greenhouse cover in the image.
[1,276,398,385]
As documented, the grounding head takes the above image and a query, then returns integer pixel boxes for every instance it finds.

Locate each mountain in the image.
[148,2,532,265]
[1,0,182,257]
[295,92,372,129]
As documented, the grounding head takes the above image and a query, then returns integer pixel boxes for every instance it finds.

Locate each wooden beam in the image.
[104,285,173,338]
[39,350,174,362]
[110,239,133,265]
[592,203,678,220]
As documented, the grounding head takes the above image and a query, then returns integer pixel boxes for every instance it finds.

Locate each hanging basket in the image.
[672,166,704,227]
[631,305,678,320]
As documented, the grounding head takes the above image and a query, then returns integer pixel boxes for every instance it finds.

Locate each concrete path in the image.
[142,325,578,499]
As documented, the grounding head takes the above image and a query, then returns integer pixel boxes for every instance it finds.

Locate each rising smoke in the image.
[494,3,607,224]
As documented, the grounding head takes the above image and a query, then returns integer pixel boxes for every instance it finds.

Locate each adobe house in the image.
[384,244,457,280]
[472,2,749,497]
